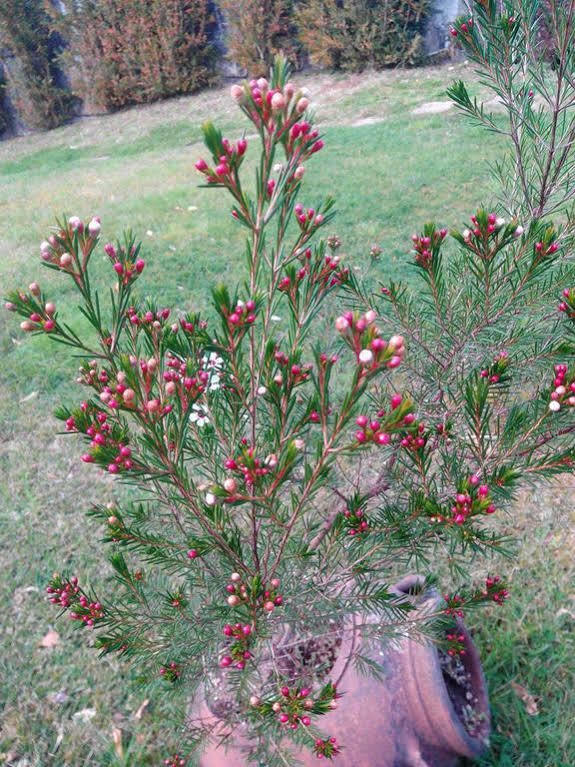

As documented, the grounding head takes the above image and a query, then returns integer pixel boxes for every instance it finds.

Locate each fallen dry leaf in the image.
[19,391,38,403]
[133,698,150,720]
[72,707,96,723]
[511,681,539,715]
[38,629,61,649]
[112,727,124,759]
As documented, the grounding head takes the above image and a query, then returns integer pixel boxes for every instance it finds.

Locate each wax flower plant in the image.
[5,12,575,761]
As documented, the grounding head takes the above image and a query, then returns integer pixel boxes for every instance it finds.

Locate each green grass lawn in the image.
[1,64,574,766]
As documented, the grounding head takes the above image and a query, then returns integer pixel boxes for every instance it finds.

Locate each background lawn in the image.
[1,64,574,766]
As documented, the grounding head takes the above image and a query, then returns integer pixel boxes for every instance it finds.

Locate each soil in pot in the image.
[439,650,488,741]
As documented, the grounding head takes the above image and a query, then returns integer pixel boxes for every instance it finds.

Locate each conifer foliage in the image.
[4,0,575,761]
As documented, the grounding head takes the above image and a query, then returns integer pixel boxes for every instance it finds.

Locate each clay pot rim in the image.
[329,574,490,758]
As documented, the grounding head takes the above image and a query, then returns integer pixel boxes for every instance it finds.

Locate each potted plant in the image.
[4,0,575,762]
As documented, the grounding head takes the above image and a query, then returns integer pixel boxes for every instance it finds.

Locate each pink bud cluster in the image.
[313,737,341,760]
[230,78,323,160]
[483,576,509,604]
[335,310,404,371]
[159,661,180,681]
[451,484,495,525]
[558,287,575,318]
[458,210,521,262]
[39,215,101,278]
[548,364,575,411]
[443,593,465,617]
[220,622,253,670]
[445,631,467,657]
[294,203,325,232]
[104,242,145,285]
[429,478,496,525]
[411,226,447,268]
[224,446,276,489]
[342,506,369,536]
[16,286,57,333]
[270,685,324,730]
[354,412,391,447]
[278,248,349,297]
[272,349,312,389]
[194,136,247,186]
[534,239,559,258]
[127,305,171,328]
[226,299,256,331]
[450,16,473,37]
[64,399,135,473]
[399,421,427,452]
[164,352,211,404]
[225,572,283,614]
[480,350,509,384]
[163,754,186,767]
[46,575,104,628]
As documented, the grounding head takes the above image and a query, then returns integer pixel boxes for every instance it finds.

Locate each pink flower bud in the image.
[29,282,40,296]
[271,92,286,111]
[59,253,73,267]
[40,240,52,257]
[335,315,350,332]
[88,218,101,237]
[230,84,245,103]
[114,262,124,275]
[20,320,35,331]
[68,216,83,232]
[257,77,268,91]
[135,259,145,273]
[296,97,309,114]
[223,477,237,494]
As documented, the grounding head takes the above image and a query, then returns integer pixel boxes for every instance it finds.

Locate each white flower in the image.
[273,163,284,173]
[548,400,561,412]
[271,315,282,322]
[190,403,210,427]
[463,228,472,241]
[202,351,223,391]
[495,217,505,228]
[257,385,267,396]
[205,492,216,506]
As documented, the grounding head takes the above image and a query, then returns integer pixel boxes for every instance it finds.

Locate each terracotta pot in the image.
[198,575,490,766]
